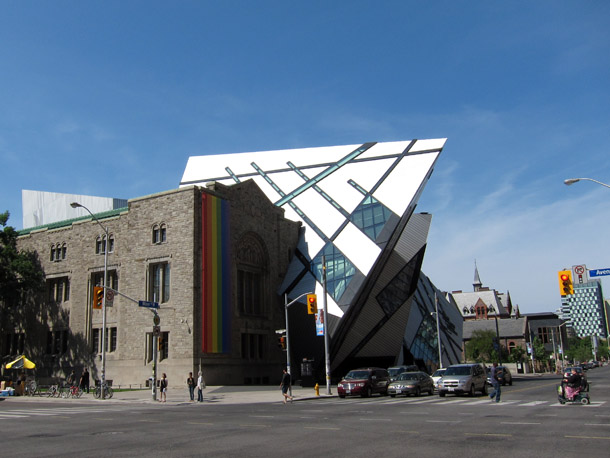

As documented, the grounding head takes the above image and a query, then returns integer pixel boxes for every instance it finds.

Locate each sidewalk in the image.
[4,385,337,406]
[111,384,337,405]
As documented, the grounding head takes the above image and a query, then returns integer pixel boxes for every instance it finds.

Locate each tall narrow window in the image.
[149,262,170,303]
[92,328,100,354]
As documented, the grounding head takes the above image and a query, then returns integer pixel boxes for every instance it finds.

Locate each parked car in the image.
[431,368,446,389]
[387,365,418,381]
[437,363,487,397]
[388,371,434,397]
[486,365,513,386]
[337,368,390,398]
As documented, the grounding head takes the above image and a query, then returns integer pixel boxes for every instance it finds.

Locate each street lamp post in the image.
[564,178,610,189]
[71,202,108,400]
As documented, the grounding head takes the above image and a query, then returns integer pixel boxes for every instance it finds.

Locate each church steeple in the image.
[474,260,482,292]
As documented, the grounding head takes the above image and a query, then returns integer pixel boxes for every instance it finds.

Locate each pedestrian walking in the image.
[67,370,76,387]
[160,373,168,402]
[489,362,502,403]
[80,368,90,393]
[197,371,205,402]
[187,372,195,401]
[280,369,293,404]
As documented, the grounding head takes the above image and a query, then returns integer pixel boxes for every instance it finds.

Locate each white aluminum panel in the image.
[372,152,438,216]
[358,140,414,160]
[314,283,344,318]
[409,138,446,152]
[315,158,396,215]
[334,222,381,275]
[292,188,346,239]
[287,144,360,169]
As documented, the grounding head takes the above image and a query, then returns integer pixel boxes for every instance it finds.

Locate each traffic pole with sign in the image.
[151,313,160,401]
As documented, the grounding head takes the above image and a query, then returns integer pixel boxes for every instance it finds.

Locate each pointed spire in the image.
[473,259,482,292]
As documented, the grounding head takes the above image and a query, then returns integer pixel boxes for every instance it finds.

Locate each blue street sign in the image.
[589,268,610,277]
[138,300,159,309]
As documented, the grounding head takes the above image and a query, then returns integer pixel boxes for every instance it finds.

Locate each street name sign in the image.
[139,300,159,309]
[589,268,610,277]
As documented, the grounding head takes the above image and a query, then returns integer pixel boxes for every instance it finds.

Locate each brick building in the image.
[14,182,300,386]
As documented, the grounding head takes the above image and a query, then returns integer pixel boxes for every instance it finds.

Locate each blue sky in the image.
[1,1,609,313]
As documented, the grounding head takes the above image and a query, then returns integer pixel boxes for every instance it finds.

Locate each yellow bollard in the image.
[314,383,320,396]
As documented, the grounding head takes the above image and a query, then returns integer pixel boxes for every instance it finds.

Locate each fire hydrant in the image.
[314,383,320,396]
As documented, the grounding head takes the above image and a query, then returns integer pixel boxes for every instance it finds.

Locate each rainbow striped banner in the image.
[201,193,231,353]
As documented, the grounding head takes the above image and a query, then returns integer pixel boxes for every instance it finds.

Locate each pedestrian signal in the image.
[278,335,286,351]
[93,286,104,309]
[306,294,317,314]
[558,270,574,296]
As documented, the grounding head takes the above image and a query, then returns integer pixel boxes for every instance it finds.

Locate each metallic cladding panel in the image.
[394,213,431,264]
[355,297,413,358]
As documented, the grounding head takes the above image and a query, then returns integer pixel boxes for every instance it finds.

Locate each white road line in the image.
[501,422,541,425]
[519,401,548,406]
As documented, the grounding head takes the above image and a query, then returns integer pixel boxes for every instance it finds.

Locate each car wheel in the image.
[339,394,345,398]
[439,392,446,397]
[469,385,475,397]
[361,387,372,398]
[390,394,396,398]
[415,388,421,397]
[581,397,590,405]
[509,378,513,386]
[481,383,487,395]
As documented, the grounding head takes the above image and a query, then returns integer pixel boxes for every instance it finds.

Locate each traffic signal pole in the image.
[284,292,314,377]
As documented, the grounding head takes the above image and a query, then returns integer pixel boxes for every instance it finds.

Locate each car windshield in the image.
[344,371,369,380]
[397,373,419,381]
[432,369,445,377]
[388,368,405,377]
[444,366,472,376]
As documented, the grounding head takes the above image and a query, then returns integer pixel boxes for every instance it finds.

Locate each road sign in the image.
[153,314,160,326]
[105,289,115,307]
[139,300,159,309]
[589,268,610,277]
[153,326,161,337]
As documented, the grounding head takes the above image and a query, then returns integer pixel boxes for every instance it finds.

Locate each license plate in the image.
[346,390,351,394]
[396,389,402,393]
[448,387,455,392]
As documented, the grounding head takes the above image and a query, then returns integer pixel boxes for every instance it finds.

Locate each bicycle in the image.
[62,384,83,398]
[25,380,38,396]
[46,384,60,397]
[93,382,113,399]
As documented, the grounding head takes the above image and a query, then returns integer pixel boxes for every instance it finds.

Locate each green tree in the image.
[0,211,47,359]
[564,337,593,363]
[508,346,525,363]
[464,330,508,363]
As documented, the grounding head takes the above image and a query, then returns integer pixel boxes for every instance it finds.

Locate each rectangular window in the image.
[241,333,266,360]
[237,270,262,315]
[92,328,100,354]
[159,331,169,360]
[149,262,170,303]
[47,277,70,303]
[45,330,68,355]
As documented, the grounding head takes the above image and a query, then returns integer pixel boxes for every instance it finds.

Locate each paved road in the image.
[1,367,608,457]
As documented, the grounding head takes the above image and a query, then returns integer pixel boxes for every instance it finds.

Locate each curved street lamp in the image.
[564,178,610,189]
[71,202,109,400]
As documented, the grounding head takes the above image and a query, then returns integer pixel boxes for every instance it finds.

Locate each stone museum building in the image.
[8,139,465,387]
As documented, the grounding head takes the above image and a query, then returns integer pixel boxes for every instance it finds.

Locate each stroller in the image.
[557,377,590,405]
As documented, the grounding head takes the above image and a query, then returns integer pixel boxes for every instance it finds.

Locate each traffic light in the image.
[158,335,163,351]
[93,286,104,309]
[558,270,574,296]
[306,294,317,315]
[278,335,286,351]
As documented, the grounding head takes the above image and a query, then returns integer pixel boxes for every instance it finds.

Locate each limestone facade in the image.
[16,182,301,387]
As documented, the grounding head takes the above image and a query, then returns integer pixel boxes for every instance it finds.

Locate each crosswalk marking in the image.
[0,406,129,420]
[319,397,607,409]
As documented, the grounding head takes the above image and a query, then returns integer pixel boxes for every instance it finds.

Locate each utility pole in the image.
[322,255,331,395]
